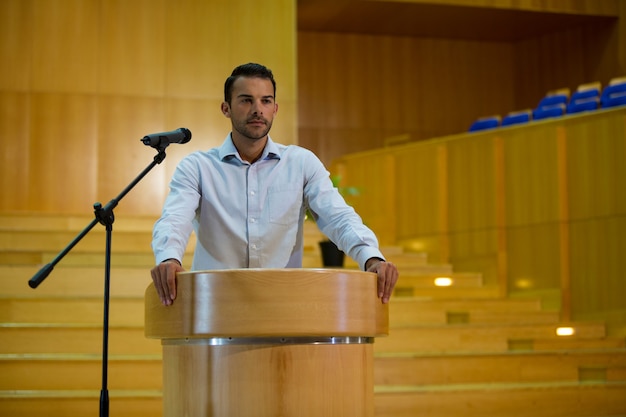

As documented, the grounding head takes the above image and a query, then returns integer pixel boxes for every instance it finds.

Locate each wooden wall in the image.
[298,32,516,164]
[0,0,297,216]
[0,0,624,217]
[298,0,625,165]
[332,108,626,333]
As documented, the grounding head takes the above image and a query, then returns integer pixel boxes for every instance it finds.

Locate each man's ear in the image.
[221,102,231,118]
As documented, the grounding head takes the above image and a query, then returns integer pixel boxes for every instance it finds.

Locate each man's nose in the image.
[251,100,263,114]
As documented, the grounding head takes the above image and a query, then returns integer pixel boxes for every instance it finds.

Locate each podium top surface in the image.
[145,268,388,339]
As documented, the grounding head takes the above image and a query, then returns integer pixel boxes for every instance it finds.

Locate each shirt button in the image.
[250,218,256,223]
[251,244,257,250]
[250,190,256,196]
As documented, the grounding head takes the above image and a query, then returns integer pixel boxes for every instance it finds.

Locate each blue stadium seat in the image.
[533,91,569,120]
[468,115,500,132]
[601,77,626,109]
[501,110,531,127]
[566,82,600,114]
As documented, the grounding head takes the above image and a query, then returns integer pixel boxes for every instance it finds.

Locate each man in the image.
[150,63,398,306]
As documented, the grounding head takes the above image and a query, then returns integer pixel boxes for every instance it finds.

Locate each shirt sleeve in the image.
[302,151,385,270]
[151,155,201,265]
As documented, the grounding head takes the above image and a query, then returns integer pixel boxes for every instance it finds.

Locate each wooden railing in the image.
[332,107,626,335]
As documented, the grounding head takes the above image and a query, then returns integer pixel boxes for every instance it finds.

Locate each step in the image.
[394,272,484,290]
[375,322,607,354]
[374,349,626,386]
[1,266,153,297]
[0,296,146,325]
[529,337,626,351]
[0,250,160,268]
[0,353,162,390]
[374,381,626,417]
[0,230,194,268]
[0,229,157,253]
[0,212,325,250]
[394,285,501,299]
[0,324,161,355]
[389,297,559,327]
[0,213,158,233]
[3,382,625,417]
[1,249,322,268]
[344,251,432,269]
[389,297,557,326]
[0,390,162,417]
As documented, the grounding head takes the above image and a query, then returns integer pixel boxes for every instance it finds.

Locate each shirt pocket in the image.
[268,186,303,226]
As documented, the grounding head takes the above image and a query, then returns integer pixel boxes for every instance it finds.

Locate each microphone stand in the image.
[28,145,168,417]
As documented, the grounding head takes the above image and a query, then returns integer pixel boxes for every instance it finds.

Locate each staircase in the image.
[0,214,163,416]
[374,265,626,416]
[1,213,625,416]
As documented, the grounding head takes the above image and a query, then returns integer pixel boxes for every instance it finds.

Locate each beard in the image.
[232,116,273,141]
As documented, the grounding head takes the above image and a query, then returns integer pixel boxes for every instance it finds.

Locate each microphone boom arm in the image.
[27,146,168,417]
[28,148,167,288]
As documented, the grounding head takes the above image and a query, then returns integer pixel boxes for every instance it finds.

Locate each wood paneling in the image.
[0,92,30,211]
[99,0,166,97]
[96,95,166,215]
[513,23,618,110]
[1,0,623,215]
[332,108,626,329]
[298,0,619,41]
[297,0,623,165]
[298,32,515,165]
[31,0,100,93]
[28,93,99,212]
[0,0,32,91]
[299,17,619,165]
[0,0,297,215]
[163,0,230,99]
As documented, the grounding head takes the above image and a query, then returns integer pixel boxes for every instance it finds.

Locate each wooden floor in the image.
[1,213,625,417]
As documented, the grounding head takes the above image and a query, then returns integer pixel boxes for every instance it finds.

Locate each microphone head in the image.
[178,127,192,143]
[140,127,192,149]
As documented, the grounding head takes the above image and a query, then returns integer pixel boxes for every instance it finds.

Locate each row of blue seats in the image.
[469,77,626,132]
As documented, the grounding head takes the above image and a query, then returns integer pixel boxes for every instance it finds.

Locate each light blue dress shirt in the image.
[152,134,384,271]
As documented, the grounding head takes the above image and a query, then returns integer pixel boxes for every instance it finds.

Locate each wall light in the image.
[434,277,453,287]
[515,278,534,289]
[556,327,575,336]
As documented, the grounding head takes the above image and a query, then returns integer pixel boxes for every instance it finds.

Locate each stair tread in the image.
[374,379,626,393]
[374,347,626,358]
[0,389,162,398]
[0,353,161,360]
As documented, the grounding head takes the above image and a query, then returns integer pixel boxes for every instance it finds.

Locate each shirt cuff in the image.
[155,249,184,266]
[355,247,386,271]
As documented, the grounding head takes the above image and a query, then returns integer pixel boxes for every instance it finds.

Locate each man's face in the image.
[222,76,278,141]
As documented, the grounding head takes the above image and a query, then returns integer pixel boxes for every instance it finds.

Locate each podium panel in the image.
[145,269,388,417]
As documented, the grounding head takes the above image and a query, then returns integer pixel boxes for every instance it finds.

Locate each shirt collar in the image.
[219,133,281,163]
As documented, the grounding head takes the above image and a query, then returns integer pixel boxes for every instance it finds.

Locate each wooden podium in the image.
[145,268,388,417]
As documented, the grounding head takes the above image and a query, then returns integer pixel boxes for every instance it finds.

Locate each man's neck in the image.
[231,133,268,163]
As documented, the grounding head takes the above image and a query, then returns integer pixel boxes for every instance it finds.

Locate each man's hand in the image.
[366,258,399,304]
[150,259,185,306]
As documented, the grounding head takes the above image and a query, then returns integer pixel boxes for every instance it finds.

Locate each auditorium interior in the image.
[1,0,626,416]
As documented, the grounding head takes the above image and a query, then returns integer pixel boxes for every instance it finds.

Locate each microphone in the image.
[141,128,192,149]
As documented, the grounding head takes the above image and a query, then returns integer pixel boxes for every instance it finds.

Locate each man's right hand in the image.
[150,259,185,306]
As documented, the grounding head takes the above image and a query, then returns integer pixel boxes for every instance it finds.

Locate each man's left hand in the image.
[366,258,399,304]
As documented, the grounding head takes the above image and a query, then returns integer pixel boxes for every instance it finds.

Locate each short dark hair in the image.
[224,63,276,104]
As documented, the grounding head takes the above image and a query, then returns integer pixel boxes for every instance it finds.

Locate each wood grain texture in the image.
[145,269,388,338]
[146,268,384,417]
[162,343,374,417]
[0,0,297,215]
[331,108,626,330]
